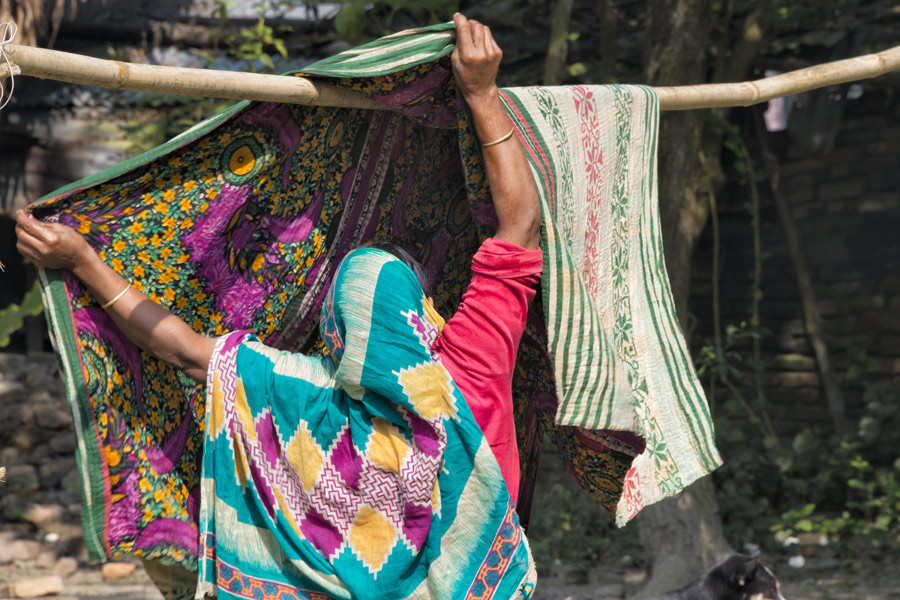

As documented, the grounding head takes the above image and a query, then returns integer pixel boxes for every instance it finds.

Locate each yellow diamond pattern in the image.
[285,421,323,489]
[349,506,396,572]
[432,479,441,515]
[396,362,457,420]
[368,418,410,474]
[233,380,256,442]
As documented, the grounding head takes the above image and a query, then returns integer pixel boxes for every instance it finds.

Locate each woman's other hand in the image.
[16,207,215,381]
[451,13,502,102]
[15,209,93,272]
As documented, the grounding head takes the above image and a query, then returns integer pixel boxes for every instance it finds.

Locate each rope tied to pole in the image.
[0,21,19,111]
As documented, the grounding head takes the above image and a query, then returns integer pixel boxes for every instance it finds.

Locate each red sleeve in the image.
[434,238,542,502]
[437,238,542,378]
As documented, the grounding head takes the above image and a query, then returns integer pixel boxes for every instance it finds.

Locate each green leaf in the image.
[335,2,366,39]
[850,457,870,470]
[260,53,275,69]
[568,62,587,77]
[0,280,45,347]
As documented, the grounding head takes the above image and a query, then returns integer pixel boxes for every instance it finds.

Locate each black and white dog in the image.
[655,554,785,600]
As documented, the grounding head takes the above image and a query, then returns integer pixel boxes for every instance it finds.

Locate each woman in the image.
[17,13,541,600]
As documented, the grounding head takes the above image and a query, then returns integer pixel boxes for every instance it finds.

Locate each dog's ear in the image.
[713,554,761,589]
[708,554,763,593]
[732,555,760,587]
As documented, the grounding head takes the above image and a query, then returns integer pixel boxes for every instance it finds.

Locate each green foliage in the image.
[707,113,766,187]
[232,16,289,71]
[205,0,292,70]
[695,321,762,382]
[334,2,368,39]
[707,381,778,544]
[121,0,289,154]
[567,62,587,77]
[770,349,900,551]
[528,452,641,569]
[710,342,900,554]
[210,0,231,22]
[0,280,44,347]
[698,115,900,554]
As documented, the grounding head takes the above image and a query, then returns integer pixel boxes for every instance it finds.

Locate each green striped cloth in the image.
[498,84,721,522]
[302,26,456,76]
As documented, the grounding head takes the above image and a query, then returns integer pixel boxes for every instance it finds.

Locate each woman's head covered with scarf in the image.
[320,246,447,404]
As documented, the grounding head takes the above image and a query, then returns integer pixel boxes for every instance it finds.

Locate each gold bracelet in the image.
[480,127,515,148]
[101,284,132,310]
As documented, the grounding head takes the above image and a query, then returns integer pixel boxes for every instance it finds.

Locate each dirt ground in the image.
[2,544,900,599]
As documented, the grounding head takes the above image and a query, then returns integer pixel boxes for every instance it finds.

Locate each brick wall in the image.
[689,86,900,434]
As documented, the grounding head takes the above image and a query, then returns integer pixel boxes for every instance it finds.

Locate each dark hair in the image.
[361,242,432,297]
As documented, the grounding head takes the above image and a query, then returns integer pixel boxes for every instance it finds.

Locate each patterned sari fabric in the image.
[197,248,534,599]
[32,21,720,581]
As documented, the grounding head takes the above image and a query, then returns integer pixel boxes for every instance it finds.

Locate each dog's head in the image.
[707,554,785,600]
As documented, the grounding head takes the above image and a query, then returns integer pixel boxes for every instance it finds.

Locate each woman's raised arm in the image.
[452,13,541,250]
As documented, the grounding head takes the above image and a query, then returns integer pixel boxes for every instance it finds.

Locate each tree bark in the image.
[631,0,734,596]
[543,0,574,85]
[598,0,617,83]
[643,0,714,321]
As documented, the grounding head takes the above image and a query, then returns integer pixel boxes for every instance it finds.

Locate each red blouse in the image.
[433,238,543,503]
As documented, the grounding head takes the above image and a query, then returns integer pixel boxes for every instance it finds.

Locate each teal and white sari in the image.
[198,248,536,599]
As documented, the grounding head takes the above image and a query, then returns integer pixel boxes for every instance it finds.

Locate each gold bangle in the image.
[101,284,132,310]
[480,127,515,148]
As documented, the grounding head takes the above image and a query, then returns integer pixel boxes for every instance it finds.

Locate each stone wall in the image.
[0,353,80,525]
[689,85,900,434]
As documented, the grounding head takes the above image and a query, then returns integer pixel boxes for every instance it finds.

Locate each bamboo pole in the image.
[656,45,900,110]
[2,41,899,111]
[0,43,383,109]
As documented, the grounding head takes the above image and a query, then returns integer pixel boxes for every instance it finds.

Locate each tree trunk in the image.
[597,0,617,83]
[631,0,733,596]
[633,477,733,598]
[542,0,574,85]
